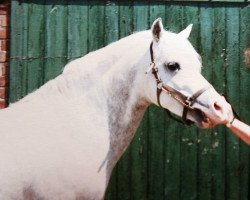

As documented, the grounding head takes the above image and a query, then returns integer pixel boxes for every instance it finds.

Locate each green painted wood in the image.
[10,1,26,102]
[225,6,241,200]
[105,168,118,200]
[27,1,45,93]
[180,5,199,200]
[198,5,214,200]
[10,2,29,102]
[9,1,250,200]
[44,1,68,82]
[173,0,245,1]
[239,5,250,200]
[173,0,210,2]
[164,4,183,200]
[210,6,227,200]
[119,1,133,38]
[67,0,88,60]
[88,1,105,52]
[147,106,165,200]
[147,3,166,200]
[20,3,29,98]
[104,1,119,45]
[212,0,245,2]
[164,0,245,1]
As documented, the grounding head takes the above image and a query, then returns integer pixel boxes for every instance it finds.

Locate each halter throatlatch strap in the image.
[150,42,154,63]
[150,42,163,107]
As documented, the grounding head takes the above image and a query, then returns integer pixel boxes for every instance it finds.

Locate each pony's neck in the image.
[101,61,149,175]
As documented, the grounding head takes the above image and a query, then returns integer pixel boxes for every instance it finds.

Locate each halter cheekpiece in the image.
[148,41,212,125]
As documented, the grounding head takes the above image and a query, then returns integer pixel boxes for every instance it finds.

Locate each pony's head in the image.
[143,18,231,128]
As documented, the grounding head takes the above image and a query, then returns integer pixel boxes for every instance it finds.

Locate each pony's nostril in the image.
[214,102,222,111]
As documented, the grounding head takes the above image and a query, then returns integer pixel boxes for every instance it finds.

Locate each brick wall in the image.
[0,1,9,109]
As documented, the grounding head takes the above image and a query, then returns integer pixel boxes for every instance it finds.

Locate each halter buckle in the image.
[145,62,155,74]
[185,97,194,109]
[157,82,163,89]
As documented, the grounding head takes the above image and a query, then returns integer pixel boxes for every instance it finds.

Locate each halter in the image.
[147,41,212,125]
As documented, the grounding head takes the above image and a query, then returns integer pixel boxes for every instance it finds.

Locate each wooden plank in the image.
[9,1,29,102]
[147,106,165,200]
[211,0,245,3]
[20,3,29,98]
[130,3,149,199]
[130,113,149,200]
[238,4,250,200]
[179,5,199,200]
[154,0,244,1]
[9,1,25,102]
[105,167,118,200]
[27,1,45,93]
[210,6,227,200]
[225,6,241,200]
[116,150,131,200]
[133,1,149,31]
[119,1,133,38]
[147,4,166,200]
[198,4,214,200]
[67,0,88,61]
[164,4,183,200]
[174,0,209,1]
[104,1,119,45]
[88,1,105,52]
[165,4,183,32]
[44,1,68,82]
[149,1,165,25]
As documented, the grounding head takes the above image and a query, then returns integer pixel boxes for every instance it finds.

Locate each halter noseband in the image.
[148,41,212,125]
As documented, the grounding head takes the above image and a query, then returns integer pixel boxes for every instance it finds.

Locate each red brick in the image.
[0,27,9,39]
[0,8,10,16]
[0,99,7,109]
[0,15,8,27]
[0,75,8,87]
[0,39,9,51]
[0,87,8,99]
[0,3,10,15]
[0,26,9,39]
[0,62,8,76]
[0,51,7,62]
[0,3,9,109]
[0,0,10,5]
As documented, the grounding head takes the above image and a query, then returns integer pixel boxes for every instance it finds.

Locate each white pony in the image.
[0,19,231,200]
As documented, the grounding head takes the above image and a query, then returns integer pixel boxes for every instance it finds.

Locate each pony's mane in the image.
[15,31,152,105]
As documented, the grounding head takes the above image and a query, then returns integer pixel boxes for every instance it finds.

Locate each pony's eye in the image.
[166,62,180,71]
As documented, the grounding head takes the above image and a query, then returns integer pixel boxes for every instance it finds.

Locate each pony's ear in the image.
[151,18,163,42]
[179,24,193,39]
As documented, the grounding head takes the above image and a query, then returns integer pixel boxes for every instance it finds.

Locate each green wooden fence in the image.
[10,1,250,199]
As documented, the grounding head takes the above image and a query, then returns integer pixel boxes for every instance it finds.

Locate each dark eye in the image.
[165,62,180,71]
